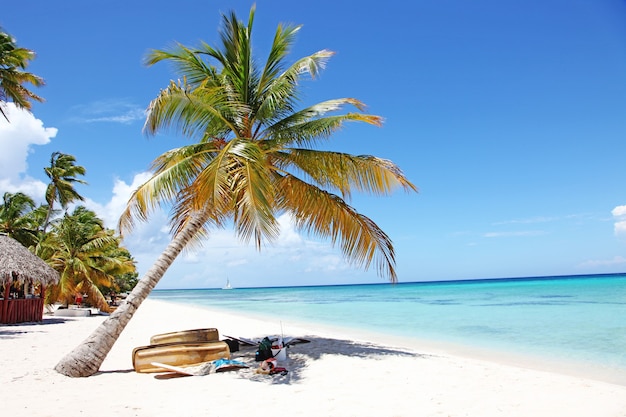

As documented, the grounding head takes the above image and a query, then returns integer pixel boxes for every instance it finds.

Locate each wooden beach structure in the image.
[0,235,60,324]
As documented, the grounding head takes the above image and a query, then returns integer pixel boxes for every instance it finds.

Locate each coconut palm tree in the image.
[54,6,417,377]
[0,192,39,247]
[0,30,44,122]
[44,206,135,311]
[43,152,87,232]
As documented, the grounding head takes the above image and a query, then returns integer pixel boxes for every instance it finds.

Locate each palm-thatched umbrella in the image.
[0,234,60,323]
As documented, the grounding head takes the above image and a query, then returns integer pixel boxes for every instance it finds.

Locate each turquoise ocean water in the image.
[149,273,626,383]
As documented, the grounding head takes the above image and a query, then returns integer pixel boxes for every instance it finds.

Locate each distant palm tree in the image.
[44,206,135,311]
[54,6,417,377]
[43,152,87,232]
[0,30,44,121]
[0,192,39,247]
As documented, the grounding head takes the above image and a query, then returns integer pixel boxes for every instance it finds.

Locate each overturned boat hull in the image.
[149,328,219,345]
[132,341,230,373]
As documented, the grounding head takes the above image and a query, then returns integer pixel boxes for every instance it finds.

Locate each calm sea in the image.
[149,273,626,383]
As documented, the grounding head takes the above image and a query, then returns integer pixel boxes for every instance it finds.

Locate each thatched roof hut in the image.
[0,235,60,324]
[0,235,59,286]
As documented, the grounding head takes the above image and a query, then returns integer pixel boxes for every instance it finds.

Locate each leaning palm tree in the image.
[55,6,417,377]
[42,152,87,232]
[0,30,44,122]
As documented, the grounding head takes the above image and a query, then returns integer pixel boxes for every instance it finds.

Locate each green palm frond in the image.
[120,140,229,235]
[228,139,279,247]
[0,192,39,246]
[268,115,382,150]
[276,149,417,198]
[0,75,43,106]
[277,173,397,281]
[144,79,251,140]
[269,98,368,126]
[144,45,216,87]
[0,31,44,120]
[166,143,241,241]
[219,9,256,105]
[256,50,335,124]
[119,146,207,231]
[260,98,379,147]
[258,23,301,91]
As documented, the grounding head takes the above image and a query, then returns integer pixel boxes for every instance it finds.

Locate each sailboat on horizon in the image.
[222,277,233,290]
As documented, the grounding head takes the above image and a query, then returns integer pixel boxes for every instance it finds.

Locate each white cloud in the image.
[483,230,545,238]
[153,230,358,288]
[0,104,55,198]
[612,205,626,217]
[69,99,145,125]
[578,256,626,268]
[615,221,626,236]
[0,177,47,201]
[493,216,556,225]
[227,259,249,268]
[84,171,153,229]
[84,172,174,263]
[90,180,355,288]
[612,205,626,236]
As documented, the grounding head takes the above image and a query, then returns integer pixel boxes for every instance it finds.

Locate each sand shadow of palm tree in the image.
[92,336,432,382]
[230,336,432,385]
[0,318,73,339]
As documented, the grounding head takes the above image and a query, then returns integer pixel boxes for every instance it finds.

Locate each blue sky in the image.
[2,0,626,289]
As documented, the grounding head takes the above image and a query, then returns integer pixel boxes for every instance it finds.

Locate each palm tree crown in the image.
[0,30,44,121]
[43,152,87,232]
[121,6,417,280]
[0,192,39,246]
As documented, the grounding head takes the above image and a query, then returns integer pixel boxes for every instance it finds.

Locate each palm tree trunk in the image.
[54,212,206,377]
[41,199,55,234]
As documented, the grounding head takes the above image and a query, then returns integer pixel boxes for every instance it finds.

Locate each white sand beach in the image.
[2,298,626,417]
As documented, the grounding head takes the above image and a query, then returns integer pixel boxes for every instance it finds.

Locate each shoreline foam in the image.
[2,298,626,417]
[158,296,626,387]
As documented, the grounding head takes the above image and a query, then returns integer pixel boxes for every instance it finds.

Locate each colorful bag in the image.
[255,337,273,361]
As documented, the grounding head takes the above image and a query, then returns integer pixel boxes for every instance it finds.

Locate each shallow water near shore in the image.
[149,273,626,383]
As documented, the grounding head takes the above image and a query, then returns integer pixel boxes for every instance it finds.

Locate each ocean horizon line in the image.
[152,271,626,291]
